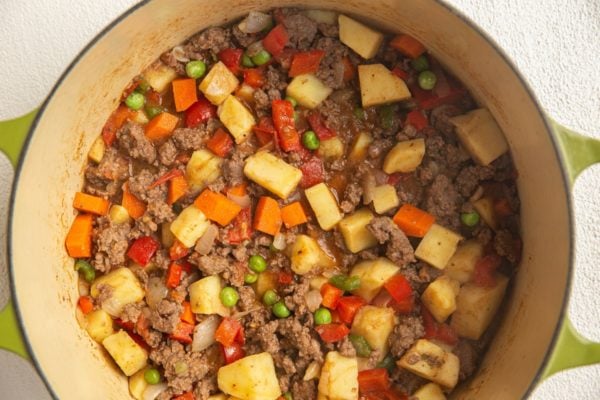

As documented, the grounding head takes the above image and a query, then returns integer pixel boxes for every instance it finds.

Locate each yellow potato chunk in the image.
[102,330,148,376]
[170,204,210,248]
[218,95,256,144]
[421,276,460,323]
[349,132,373,163]
[189,275,230,317]
[338,208,378,253]
[383,139,426,174]
[318,137,345,160]
[243,152,302,199]
[338,15,384,59]
[472,196,498,230]
[143,63,177,92]
[85,309,114,343]
[129,367,148,400]
[304,9,338,25]
[90,268,145,317]
[398,339,460,389]
[304,183,343,231]
[318,351,359,400]
[286,74,333,109]
[444,240,484,283]
[199,61,240,105]
[290,234,335,275]
[358,64,411,107]
[350,257,399,302]
[186,149,223,192]
[88,135,105,163]
[372,185,399,214]
[109,204,130,225]
[414,224,463,270]
[351,306,397,356]
[413,383,447,400]
[217,353,282,400]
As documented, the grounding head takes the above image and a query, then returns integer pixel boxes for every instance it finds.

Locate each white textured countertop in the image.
[0,0,598,398]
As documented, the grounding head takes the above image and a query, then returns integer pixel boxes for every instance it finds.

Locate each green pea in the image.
[353,107,365,120]
[125,92,145,110]
[251,50,272,66]
[285,96,298,108]
[144,368,161,385]
[302,130,320,150]
[244,273,258,284]
[242,54,255,68]
[75,260,96,283]
[136,80,151,94]
[418,70,437,90]
[248,254,267,273]
[376,353,396,373]
[349,334,372,357]
[145,105,164,119]
[185,60,207,79]
[461,211,480,227]
[283,393,293,400]
[272,301,290,318]
[220,286,239,308]
[329,275,361,292]
[263,289,280,306]
[378,104,397,130]
[314,307,332,325]
[411,55,429,72]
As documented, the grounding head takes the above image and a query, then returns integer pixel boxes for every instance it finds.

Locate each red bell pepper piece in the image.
[173,392,195,400]
[472,253,502,288]
[315,323,350,343]
[391,66,409,81]
[342,56,355,82]
[321,283,343,309]
[358,368,391,393]
[170,321,195,344]
[114,318,135,331]
[206,128,234,158]
[180,301,195,325]
[218,48,244,75]
[494,198,513,217]
[148,168,184,189]
[221,342,245,364]
[180,259,193,274]
[235,325,245,345]
[102,105,134,147]
[336,296,366,324]
[421,306,458,346]
[299,157,325,188]
[185,96,217,128]
[307,112,336,140]
[226,207,253,244]
[278,271,293,285]
[127,236,159,266]
[405,110,429,131]
[169,239,190,261]
[289,50,325,77]
[383,275,414,309]
[243,68,265,88]
[253,116,278,146]
[166,262,183,289]
[215,317,243,347]
[364,390,408,400]
[262,24,288,57]
[272,99,301,152]
[410,82,466,110]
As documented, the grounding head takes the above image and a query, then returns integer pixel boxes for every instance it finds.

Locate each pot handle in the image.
[0,110,36,358]
[551,119,600,183]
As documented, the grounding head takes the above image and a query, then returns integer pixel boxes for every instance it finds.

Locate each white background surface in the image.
[0,0,598,398]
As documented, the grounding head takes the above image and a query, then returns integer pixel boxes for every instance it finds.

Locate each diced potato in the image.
[88,135,105,163]
[421,276,460,323]
[143,63,178,92]
[199,61,240,105]
[217,352,282,400]
[207,395,227,400]
[132,110,149,124]
[170,205,210,248]
[189,275,230,317]
[349,132,373,163]
[318,137,345,160]
[338,15,384,59]
[90,268,145,317]
[444,240,484,283]
[415,224,463,270]
[303,360,322,381]
[129,367,148,400]
[372,185,399,214]
[398,339,460,389]
[451,274,509,340]
[472,196,498,230]
[310,276,328,291]
[102,330,148,376]
[243,152,302,199]
[318,351,359,400]
[304,9,338,24]
[161,222,175,248]
[338,208,378,253]
[290,234,335,275]
[186,149,223,192]
[383,138,426,174]
[85,309,114,343]
[235,83,255,103]
[351,306,396,356]
[413,383,447,400]
[109,204,130,225]
[358,64,411,107]
[350,258,399,302]
[255,271,278,298]
[449,108,508,166]
[286,74,332,109]
[304,183,343,231]
[218,95,256,144]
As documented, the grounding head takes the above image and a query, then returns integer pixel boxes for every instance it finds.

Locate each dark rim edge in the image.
[7,1,575,399]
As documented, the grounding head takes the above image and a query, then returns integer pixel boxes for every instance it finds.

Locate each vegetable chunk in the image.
[318,351,359,400]
[189,275,230,317]
[338,15,384,59]
[444,240,484,283]
[243,152,302,199]
[350,258,399,302]
[286,74,332,109]
[170,204,210,247]
[199,61,240,105]
[358,64,411,107]
[85,309,114,343]
[414,224,463,270]
[383,139,426,174]
[398,339,459,389]
[421,276,460,323]
[218,95,256,144]
[90,268,145,317]
[351,306,396,356]
[413,383,447,400]
[304,183,343,231]
[102,330,148,376]
[290,234,335,275]
[217,352,282,400]
[338,208,378,253]
[186,149,223,192]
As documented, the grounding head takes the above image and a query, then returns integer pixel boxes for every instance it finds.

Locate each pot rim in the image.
[7,1,574,399]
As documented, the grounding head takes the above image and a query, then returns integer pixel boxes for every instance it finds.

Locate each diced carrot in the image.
[405,110,429,131]
[227,183,247,197]
[166,263,183,289]
[215,317,243,347]
[169,239,190,261]
[281,202,308,228]
[78,296,94,314]
[253,196,282,236]
[321,283,343,309]
[121,184,146,219]
[168,175,188,205]
[358,368,391,393]
[180,301,195,325]
[173,392,195,400]
[194,189,242,226]
[390,34,426,59]
[172,78,198,112]
[342,56,356,82]
[101,105,134,147]
[205,128,234,158]
[65,214,94,258]
[170,321,194,344]
[243,68,265,88]
[392,204,435,237]
[148,168,184,189]
[145,112,179,140]
[73,192,110,216]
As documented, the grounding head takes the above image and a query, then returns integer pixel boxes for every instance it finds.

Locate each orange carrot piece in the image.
[122,184,146,219]
[390,34,426,59]
[73,192,110,216]
[78,295,94,314]
[227,183,247,197]
[194,189,242,226]
[342,56,355,82]
[281,202,308,228]
[180,301,195,325]
[65,214,94,258]
[145,112,179,140]
[205,128,234,158]
[166,263,183,289]
[172,78,198,112]
[173,392,194,400]
[392,204,435,237]
[253,196,282,236]
[168,175,189,205]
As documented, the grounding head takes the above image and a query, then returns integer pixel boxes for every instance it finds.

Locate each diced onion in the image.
[171,46,190,63]
[192,315,220,352]
[195,224,219,255]
[227,193,251,208]
[303,361,321,381]
[238,11,273,34]
[78,279,90,297]
[142,383,168,400]
[146,277,168,309]
[305,290,323,313]
[272,233,287,251]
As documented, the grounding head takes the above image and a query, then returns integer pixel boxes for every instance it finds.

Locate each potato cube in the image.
[235,83,255,103]
[186,149,223,192]
[415,224,463,270]
[199,61,239,105]
[90,268,145,317]
[143,63,177,92]
[85,309,114,343]
[451,274,509,340]
[338,15,384,59]
[318,137,345,160]
[255,271,278,298]
[358,64,411,108]
[398,339,459,389]
[413,383,447,400]
[372,185,399,214]
[129,367,148,400]
[109,204,130,225]
[161,222,175,248]
[421,276,460,323]
[338,208,378,253]
[189,275,230,317]
[318,351,359,400]
[304,183,343,231]
[351,306,396,356]
[444,240,484,283]
[218,95,256,144]
[350,258,399,302]
[304,9,338,25]
[286,74,332,109]
[207,395,227,400]
[218,352,282,400]
[450,108,508,166]
[88,135,105,163]
[170,205,210,248]
[290,234,335,275]
[310,276,329,291]
[132,110,149,125]
[383,139,426,174]
[349,132,373,163]
[244,152,302,199]
[472,196,498,230]
[102,330,148,376]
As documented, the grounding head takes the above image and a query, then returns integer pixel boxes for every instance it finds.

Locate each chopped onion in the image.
[305,290,323,313]
[192,315,220,352]
[272,233,287,251]
[238,11,273,34]
[227,192,251,208]
[142,383,168,400]
[195,224,219,255]
[303,361,321,381]
[171,46,190,63]
[146,277,168,309]
[78,279,90,296]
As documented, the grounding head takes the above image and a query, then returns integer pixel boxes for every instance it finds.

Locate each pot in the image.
[1,0,599,398]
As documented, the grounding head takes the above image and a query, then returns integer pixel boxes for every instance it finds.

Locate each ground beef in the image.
[282,277,310,316]
[84,148,129,198]
[455,165,495,198]
[290,379,318,400]
[392,368,428,395]
[191,254,229,275]
[95,284,113,309]
[231,25,257,47]
[424,174,461,229]
[222,151,245,186]
[340,181,362,213]
[127,169,157,201]
[149,299,183,333]
[430,104,463,136]
[315,37,347,89]
[172,126,209,151]
[367,217,415,266]
[283,13,318,50]
[186,27,232,54]
[388,315,425,358]
[453,340,479,381]
[117,122,157,164]
[336,336,357,357]
[222,261,246,287]
[120,302,143,323]
[158,139,178,166]
[193,375,219,400]
[237,286,259,311]
[92,217,131,273]
[494,229,518,263]
[277,317,324,364]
